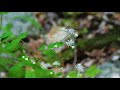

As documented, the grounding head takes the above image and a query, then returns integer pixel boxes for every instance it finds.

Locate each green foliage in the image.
[5,32,28,51]
[0,31,13,41]
[84,65,101,78]
[0,12,104,78]
[39,42,64,57]
[67,70,81,78]
[9,60,56,78]
[38,44,46,51]
[25,67,36,78]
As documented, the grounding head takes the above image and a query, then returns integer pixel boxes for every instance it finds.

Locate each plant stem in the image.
[21,40,35,55]
[73,47,77,66]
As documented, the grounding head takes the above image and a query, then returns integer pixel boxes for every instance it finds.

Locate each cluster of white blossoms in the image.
[52,61,60,66]
[60,27,78,38]
[75,63,84,73]
[22,56,36,64]
[59,27,78,49]
[65,39,75,49]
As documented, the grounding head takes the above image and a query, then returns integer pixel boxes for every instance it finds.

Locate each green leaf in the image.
[85,65,101,78]
[67,71,79,78]
[56,42,64,47]
[48,42,64,49]
[43,50,56,57]
[43,49,51,55]
[48,43,57,49]
[56,72,62,77]
[25,67,36,78]
[9,62,25,78]
[5,38,21,51]
[9,61,52,78]
[0,58,14,70]
[5,32,28,51]
[0,31,13,41]
[34,68,55,78]
[38,44,46,51]
[18,32,28,40]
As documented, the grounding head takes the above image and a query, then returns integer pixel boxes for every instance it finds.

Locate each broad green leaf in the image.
[48,43,57,49]
[43,50,51,55]
[0,31,13,41]
[25,67,36,78]
[9,62,25,78]
[0,58,14,69]
[56,72,62,77]
[38,44,46,51]
[43,50,56,57]
[18,32,28,40]
[34,68,55,78]
[5,32,28,51]
[48,42,64,49]
[47,50,56,57]
[85,65,101,78]
[56,42,64,47]
[9,61,50,78]
[5,38,21,51]
[67,71,79,78]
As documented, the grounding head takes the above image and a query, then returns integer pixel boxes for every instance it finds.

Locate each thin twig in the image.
[21,40,35,55]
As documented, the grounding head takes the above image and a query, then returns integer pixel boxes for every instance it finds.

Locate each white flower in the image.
[66,39,74,46]
[25,57,29,61]
[22,56,25,59]
[60,27,67,32]
[31,60,36,64]
[52,61,60,66]
[75,63,84,72]
[32,62,36,64]
[54,45,58,48]
[50,72,53,74]
[74,33,78,37]
[67,28,75,34]
[112,55,120,61]
[0,72,6,77]
[66,75,70,78]
[72,46,75,49]
[52,35,55,38]
[65,39,75,49]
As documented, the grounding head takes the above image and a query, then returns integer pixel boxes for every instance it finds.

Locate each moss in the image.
[78,28,120,51]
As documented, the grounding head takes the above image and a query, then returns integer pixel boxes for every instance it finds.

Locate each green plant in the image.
[0,12,102,78]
